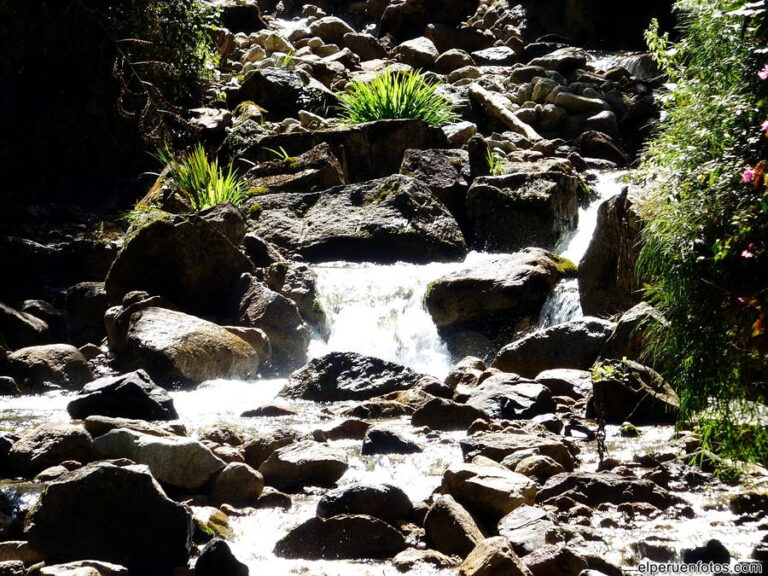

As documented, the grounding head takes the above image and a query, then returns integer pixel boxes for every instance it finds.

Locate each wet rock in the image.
[255,487,292,510]
[38,561,128,576]
[264,262,327,336]
[465,375,555,420]
[8,424,92,478]
[576,130,628,165]
[62,282,109,347]
[393,548,459,571]
[460,430,576,471]
[458,537,531,576]
[246,175,466,264]
[579,186,643,316]
[497,504,564,556]
[362,427,422,455]
[317,482,413,526]
[493,317,615,378]
[412,397,489,431]
[522,545,587,576]
[536,472,683,508]
[258,440,347,491]
[245,143,345,194]
[588,360,678,425]
[105,214,253,316]
[0,377,18,396]
[195,538,248,576]
[5,344,92,392]
[67,369,178,421]
[242,428,306,469]
[233,68,334,120]
[210,463,264,507]
[313,419,370,441]
[234,275,309,373]
[281,352,424,402]
[424,494,484,557]
[0,302,49,349]
[25,462,193,575]
[529,47,587,73]
[241,404,297,417]
[443,459,537,520]
[92,429,225,492]
[109,306,264,386]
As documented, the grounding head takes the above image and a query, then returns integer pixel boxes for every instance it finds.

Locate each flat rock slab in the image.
[537,472,684,508]
[460,430,577,471]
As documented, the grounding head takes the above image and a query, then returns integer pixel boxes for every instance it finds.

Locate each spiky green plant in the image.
[155,144,246,212]
[336,69,458,127]
[486,148,505,175]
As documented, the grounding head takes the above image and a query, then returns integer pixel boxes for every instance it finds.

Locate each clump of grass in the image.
[486,148,505,175]
[336,69,458,127]
[154,143,246,212]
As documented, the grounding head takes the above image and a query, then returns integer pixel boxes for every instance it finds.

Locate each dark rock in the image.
[576,131,628,166]
[343,32,388,61]
[199,203,247,246]
[379,0,480,41]
[232,68,334,119]
[264,262,327,336]
[243,234,283,268]
[601,302,663,362]
[24,462,193,575]
[536,472,683,508]
[62,282,109,347]
[210,463,264,507]
[20,300,66,342]
[493,317,615,378]
[362,427,422,455]
[5,344,92,392]
[313,419,371,441]
[465,375,555,420]
[0,302,49,350]
[412,397,489,431]
[426,24,495,53]
[243,428,306,469]
[245,143,345,194]
[497,505,564,556]
[195,538,248,576]
[105,214,253,316]
[424,494,484,557]
[274,514,406,560]
[258,440,347,491]
[281,352,424,402]
[588,360,679,425]
[83,415,179,440]
[246,175,466,264]
[0,377,19,396]
[458,537,530,576]
[535,369,592,399]
[472,46,518,66]
[241,404,297,417]
[67,370,177,421]
[8,424,92,478]
[522,544,587,576]
[317,482,413,525]
[579,187,643,316]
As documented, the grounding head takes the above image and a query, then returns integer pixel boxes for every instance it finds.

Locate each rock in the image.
[195,538,248,576]
[588,360,679,425]
[242,428,306,469]
[0,377,19,396]
[0,541,44,564]
[67,370,178,421]
[92,429,225,492]
[25,462,193,575]
[317,482,413,526]
[379,0,480,40]
[601,302,663,362]
[424,494,484,557]
[530,47,587,73]
[579,186,643,316]
[682,540,730,564]
[396,37,439,68]
[343,32,388,61]
[394,548,459,571]
[234,275,309,373]
[243,234,282,268]
[258,440,347,491]
[412,398,489,431]
[515,455,565,479]
[313,419,370,441]
[38,561,128,576]
[443,460,537,520]
[576,130,628,165]
[0,561,24,576]
[274,514,406,559]
[281,352,424,402]
[553,92,605,114]
[445,357,485,389]
[469,84,542,142]
[493,317,615,378]
[105,214,253,316]
[466,170,581,252]
[5,344,92,392]
[215,0,265,33]
[0,302,49,349]
[435,49,475,73]
[198,420,244,447]
[362,427,422,455]
[459,537,531,576]
[536,472,683,508]
[210,462,264,507]
[465,375,555,420]
[460,430,576,471]
[62,282,109,347]
[109,306,264,386]
[8,424,92,477]
[245,143,345,194]
[472,46,517,66]
[535,368,592,399]
[263,262,327,336]
[310,16,355,44]
[497,505,564,556]
[83,415,178,439]
[522,545,587,576]
[234,68,334,120]
[246,175,466,264]
[198,202,247,246]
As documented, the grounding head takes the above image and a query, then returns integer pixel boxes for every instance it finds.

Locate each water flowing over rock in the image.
[24,462,193,575]
[281,352,425,402]
[246,175,467,264]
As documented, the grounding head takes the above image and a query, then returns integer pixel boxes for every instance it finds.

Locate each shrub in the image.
[337,69,458,127]
[638,0,768,463]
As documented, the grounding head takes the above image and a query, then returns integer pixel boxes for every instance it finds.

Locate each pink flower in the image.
[743,167,756,183]
[762,120,768,133]
[759,64,768,80]
[742,250,755,259]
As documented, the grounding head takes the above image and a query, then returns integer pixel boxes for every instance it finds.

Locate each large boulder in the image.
[380,0,480,41]
[108,306,265,386]
[246,175,466,264]
[104,214,253,316]
[493,317,615,378]
[62,282,109,346]
[195,538,249,576]
[412,397,489,431]
[232,68,335,120]
[536,472,683,508]
[8,424,92,478]
[67,370,178,421]
[258,440,348,491]
[245,143,345,194]
[317,482,413,526]
[424,494,484,557]
[601,302,664,362]
[497,505,564,556]
[209,462,264,507]
[0,302,49,349]
[274,514,406,560]
[460,430,576,472]
[263,262,327,336]
[92,429,225,492]
[579,187,644,316]
[465,375,555,420]
[280,352,424,402]
[459,537,531,576]
[24,462,193,575]
[4,344,92,392]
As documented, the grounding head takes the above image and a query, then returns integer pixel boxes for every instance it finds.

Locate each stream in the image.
[1,171,766,573]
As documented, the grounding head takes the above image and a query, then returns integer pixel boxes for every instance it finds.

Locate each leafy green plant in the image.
[486,148,505,175]
[154,144,246,212]
[336,69,458,127]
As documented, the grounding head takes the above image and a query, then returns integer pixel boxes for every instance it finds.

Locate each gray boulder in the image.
[5,344,92,392]
[258,440,347,491]
[497,505,564,556]
[465,375,555,420]
[412,397,489,431]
